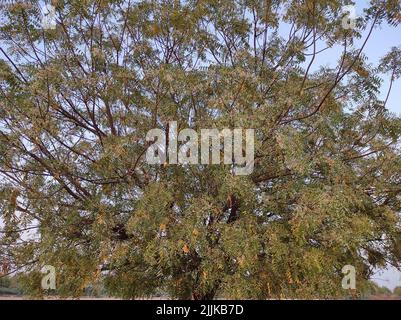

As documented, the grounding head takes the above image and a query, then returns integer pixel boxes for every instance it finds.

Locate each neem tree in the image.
[0,0,400,299]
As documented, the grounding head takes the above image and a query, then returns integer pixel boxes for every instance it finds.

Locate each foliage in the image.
[0,0,400,299]
[360,281,388,298]
[0,275,11,288]
[393,286,401,296]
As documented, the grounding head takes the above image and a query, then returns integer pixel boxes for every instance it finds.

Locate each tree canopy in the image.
[0,0,400,299]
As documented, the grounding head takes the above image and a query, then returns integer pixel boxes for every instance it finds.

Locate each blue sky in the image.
[355,1,401,117]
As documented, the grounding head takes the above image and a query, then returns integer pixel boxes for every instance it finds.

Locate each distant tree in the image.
[0,275,11,288]
[393,286,401,296]
[0,275,22,295]
[0,0,401,299]
[377,286,392,295]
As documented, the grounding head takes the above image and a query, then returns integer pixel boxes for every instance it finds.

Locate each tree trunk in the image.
[191,280,221,300]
